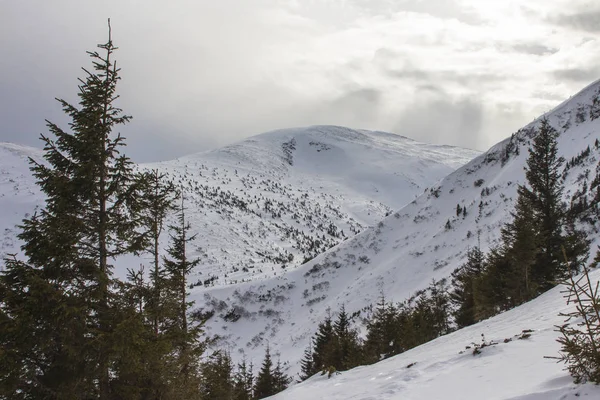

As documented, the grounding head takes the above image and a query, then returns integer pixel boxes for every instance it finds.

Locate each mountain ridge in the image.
[1,127,478,288]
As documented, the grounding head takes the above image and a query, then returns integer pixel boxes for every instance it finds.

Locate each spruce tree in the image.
[162,191,203,395]
[500,191,539,302]
[332,305,362,371]
[232,357,254,400]
[311,310,335,374]
[364,296,400,363]
[511,118,587,294]
[254,346,275,399]
[427,279,451,336]
[139,169,176,337]
[199,351,234,399]
[272,358,291,394]
[473,247,515,319]
[0,22,143,399]
[299,342,315,381]
[520,119,566,290]
[450,247,485,328]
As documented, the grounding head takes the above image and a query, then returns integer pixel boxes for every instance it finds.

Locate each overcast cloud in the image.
[1,0,599,161]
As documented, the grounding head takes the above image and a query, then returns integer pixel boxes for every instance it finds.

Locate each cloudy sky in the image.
[1,0,599,162]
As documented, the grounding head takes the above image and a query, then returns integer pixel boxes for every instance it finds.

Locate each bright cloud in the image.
[0,0,598,161]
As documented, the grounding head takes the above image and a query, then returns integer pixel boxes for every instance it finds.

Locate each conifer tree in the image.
[139,169,176,337]
[110,267,161,399]
[311,310,335,373]
[233,357,254,400]
[507,119,586,296]
[521,118,567,290]
[299,342,315,381]
[272,358,291,394]
[199,351,234,399]
[254,346,275,399]
[331,305,362,371]
[364,296,401,363]
[500,191,539,302]
[0,21,143,399]
[450,247,485,328]
[163,191,204,394]
[474,119,588,318]
[473,247,515,319]
[428,279,451,336]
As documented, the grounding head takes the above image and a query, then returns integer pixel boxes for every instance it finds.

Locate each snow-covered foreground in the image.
[269,269,600,400]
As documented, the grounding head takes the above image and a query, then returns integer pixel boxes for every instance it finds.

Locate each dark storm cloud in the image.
[552,10,600,32]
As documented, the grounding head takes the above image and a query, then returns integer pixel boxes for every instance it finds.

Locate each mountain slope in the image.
[268,268,600,399]
[0,126,478,287]
[0,143,44,255]
[194,81,600,374]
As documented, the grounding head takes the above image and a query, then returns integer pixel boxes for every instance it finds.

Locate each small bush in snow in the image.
[552,249,600,383]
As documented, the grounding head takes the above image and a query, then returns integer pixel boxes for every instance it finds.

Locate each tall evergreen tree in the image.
[0,22,143,399]
[520,118,567,291]
[139,169,176,337]
[162,191,204,395]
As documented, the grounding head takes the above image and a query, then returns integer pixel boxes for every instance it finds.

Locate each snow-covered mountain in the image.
[1,126,478,285]
[194,81,600,376]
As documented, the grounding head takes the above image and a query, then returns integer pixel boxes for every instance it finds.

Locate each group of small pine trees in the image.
[300,280,452,379]
[301,117,600,383]
[197,346,290,399]
[300,305,362,379]
[0,25,291,400]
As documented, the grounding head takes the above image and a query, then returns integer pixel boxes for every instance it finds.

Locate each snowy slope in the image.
[194,81,600,374]
[145,126,477,285]
[0,143,44,256]
[268,269,600,400]
[0,126,478,286]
